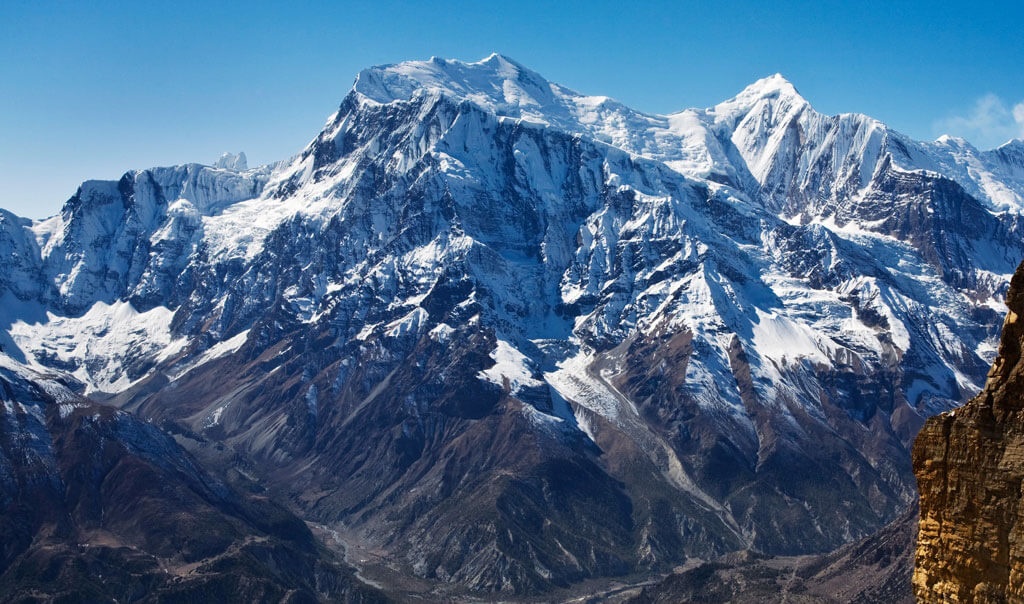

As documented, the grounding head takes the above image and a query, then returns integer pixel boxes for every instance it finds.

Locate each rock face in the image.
[914,261,1024,602]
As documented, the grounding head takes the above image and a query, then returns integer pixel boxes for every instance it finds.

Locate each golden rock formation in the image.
[913,262,1024,603]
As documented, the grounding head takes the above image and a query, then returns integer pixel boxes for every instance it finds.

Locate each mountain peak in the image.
[478,52,525,71]
[214,151,248,171]
[709,73,812,134]
[935,134,976,149]
[734,73,806,105]
[352,53,556,112]
[995,138,1024,152]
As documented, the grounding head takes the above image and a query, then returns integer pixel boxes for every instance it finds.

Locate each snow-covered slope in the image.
[2,54,1023,596]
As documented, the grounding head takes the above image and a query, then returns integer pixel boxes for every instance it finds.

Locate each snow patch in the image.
[429,323,455,342]
[386,307,428,338]
[170,329,250,381]
[9,301,184,394]
[751,308,833,365]
[478,340,543,395]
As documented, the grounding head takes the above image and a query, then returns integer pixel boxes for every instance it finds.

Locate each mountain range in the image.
[3,54,1024,599]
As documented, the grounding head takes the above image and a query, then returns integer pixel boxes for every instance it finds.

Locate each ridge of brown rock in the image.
[913,261,1024,602]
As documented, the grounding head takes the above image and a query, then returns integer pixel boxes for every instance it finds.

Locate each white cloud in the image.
[934,94,1024,150]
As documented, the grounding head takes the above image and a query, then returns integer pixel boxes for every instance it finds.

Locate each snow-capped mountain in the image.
[3,54,1023,596]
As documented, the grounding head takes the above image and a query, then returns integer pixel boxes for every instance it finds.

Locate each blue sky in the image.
[2,0,1022,219]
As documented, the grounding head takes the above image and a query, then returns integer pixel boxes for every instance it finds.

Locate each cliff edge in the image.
[913,261,1024,602]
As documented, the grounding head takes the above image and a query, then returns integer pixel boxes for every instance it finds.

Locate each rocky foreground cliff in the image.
[914,261,1024,602]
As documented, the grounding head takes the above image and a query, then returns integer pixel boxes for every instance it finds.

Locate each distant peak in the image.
[996,138,1024,151]
[424,53,521,73]
[214,152,247,171]
[710,73,811,124]
[934,134,980,151]
[737,73,805,102]
[478,52,522,68]
[352,54,556,111]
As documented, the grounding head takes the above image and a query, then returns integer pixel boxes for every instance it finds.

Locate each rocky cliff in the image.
[913,260,1024,602]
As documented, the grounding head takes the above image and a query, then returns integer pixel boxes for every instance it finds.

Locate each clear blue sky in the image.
[2,0,1022,219]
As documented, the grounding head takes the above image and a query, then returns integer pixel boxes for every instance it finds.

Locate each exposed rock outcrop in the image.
[913,260,1024,602]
